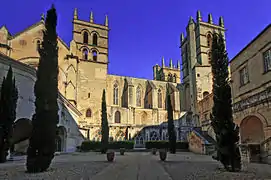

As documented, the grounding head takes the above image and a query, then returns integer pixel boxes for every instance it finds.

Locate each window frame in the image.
[263,48,271,73]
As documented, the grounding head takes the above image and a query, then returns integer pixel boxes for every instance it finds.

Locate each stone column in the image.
[152,88,158,109]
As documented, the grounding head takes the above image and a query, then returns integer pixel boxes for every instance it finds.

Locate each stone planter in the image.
[120,148,125,155]
[159,149,167,161]
[107,151,115,162]
[152,148,157,155]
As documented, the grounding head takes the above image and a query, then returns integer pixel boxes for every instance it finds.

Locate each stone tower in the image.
[153,57,181,83]
[180,11,226,118]
[66,8,109,125]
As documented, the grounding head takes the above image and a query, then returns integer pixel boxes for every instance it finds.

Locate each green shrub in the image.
[80,141,134,151]
[145,141,188,150]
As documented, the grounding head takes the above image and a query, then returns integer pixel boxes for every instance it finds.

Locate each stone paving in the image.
[0,152,270,180]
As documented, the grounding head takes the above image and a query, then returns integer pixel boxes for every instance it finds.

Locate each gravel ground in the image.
[0,152,270,180]
[160,152,271,180]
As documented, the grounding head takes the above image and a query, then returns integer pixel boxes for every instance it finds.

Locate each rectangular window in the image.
[240,66,249,86]
[263,49,271,73]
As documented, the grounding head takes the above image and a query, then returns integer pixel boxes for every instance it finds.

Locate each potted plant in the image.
[159,149,167,161]
[107,151,115,162]
[152,148,157,155]
[120,148,125,155]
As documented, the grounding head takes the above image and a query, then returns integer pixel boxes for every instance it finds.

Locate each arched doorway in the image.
[240,116,264,144]
[56,126,67,152]
[240,116,265,162]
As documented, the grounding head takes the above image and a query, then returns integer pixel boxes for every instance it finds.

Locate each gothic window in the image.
[92,50,97,61]
[115,111,121,123]
[208,51,211,63]
[36,40,41,51]
[83,31,88,44]
[207,34,212,47]
[113,83,119,105]
[136,86,141,107]
[83,48,88,60]
[168,73,173,82]
[158,89,162,108]
[203,91,209,98]
[93,33,98,46]
[19,39,27,47]
[173,74,177,83]
[86,108,92,117]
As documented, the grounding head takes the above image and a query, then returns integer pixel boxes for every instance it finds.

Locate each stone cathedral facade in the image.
[0,9,183,141]
[0,9,225,143]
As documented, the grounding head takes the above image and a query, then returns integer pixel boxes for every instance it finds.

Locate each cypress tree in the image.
[26,5,59,173]
[210,33,241,172]
[167,86,176,154]
[0,66,18,163]
[101,89,109,153]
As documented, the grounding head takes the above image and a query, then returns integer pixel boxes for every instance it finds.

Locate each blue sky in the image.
[1,0,270,79]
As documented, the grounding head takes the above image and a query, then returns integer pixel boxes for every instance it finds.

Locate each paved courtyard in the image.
[0,152,270,180]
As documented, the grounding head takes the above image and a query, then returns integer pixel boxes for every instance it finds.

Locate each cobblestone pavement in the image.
[0,152,270,180]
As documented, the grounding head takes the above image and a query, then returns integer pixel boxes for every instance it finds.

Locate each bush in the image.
[80,141,134,151]
[145,141,188,150]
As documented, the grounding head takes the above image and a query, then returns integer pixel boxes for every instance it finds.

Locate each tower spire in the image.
[196,10,202,22]
[162,57,165,67]
[73,8,78,20]
[105,15,108,26]
[41,13,45,21]
[169,58,173,68]
[90,11,94,23]
[219,16,224,27]
[177,60,180,69]
[180,33,184,44]
[208,13,213,24]
[188,16,194,24]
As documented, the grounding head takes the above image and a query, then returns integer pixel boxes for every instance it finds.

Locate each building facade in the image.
[0,54,85,152]
[230,24,271,162]
[0,9,183,141]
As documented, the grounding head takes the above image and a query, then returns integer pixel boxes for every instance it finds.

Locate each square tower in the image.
[67,9,110,124]
[153,57,181,84]
[180,11,226,116]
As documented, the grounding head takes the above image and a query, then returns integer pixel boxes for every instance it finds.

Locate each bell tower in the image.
[180,11,226,120]
[70,8,109,64]
[68,8,110,125]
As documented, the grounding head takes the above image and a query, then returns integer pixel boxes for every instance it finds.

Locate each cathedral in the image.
[0,9,225,143]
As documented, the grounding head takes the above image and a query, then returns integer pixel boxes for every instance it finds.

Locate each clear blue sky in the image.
[1,0,270,79]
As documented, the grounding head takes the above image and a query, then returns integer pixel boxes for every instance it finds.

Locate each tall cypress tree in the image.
[167,86,176,154]
[210,33,241,172]
[101,89,109,153]
[26,5,59,173]
[0,66,18,163]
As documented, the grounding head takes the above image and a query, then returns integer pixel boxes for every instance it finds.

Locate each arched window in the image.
[93,33,98,46]
[158,89,162,108]
[115,111,121,123]
[83,32,88,44]
[203,91,209,98]
[113,83,119,105]
[208,51,211,63]
[36,40,41,51]
[86,108,92,117]
[83,48,88,60]
[92,50,97,61]
[136,86,141,107]
[207,34,212,47]
[173,74,177,83]
[168,74,173,82]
